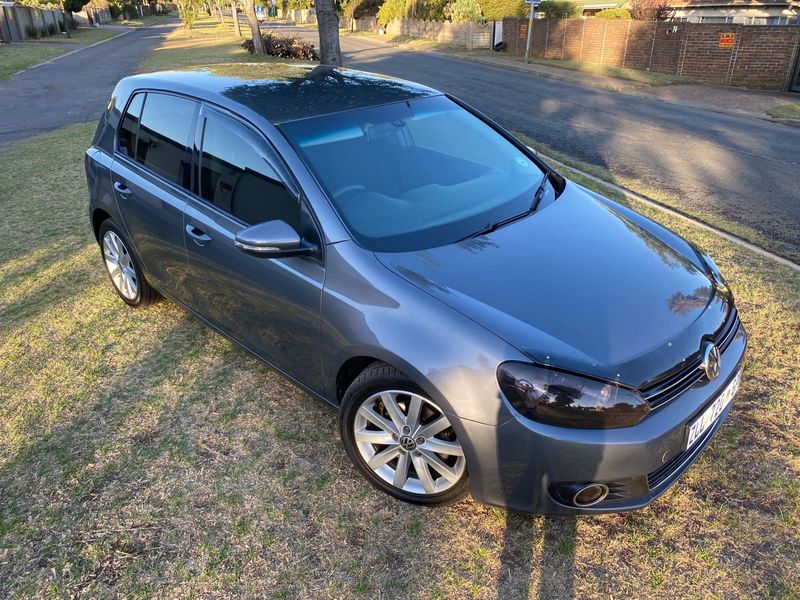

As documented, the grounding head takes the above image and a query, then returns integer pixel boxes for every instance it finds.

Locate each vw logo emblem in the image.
[701,342,721,381]
[399,436,417,452]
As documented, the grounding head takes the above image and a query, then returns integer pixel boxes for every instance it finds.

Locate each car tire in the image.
[98,220,159,308]
[340,362,470,507]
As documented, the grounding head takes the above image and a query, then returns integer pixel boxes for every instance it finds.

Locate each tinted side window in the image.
[199,111,299,229]
[136,93,197,189]
[117,92,145,158]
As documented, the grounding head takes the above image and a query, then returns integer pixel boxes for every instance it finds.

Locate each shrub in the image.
[594,7,631,18]
[537,0,580,18]
[377,0,449,24]
[47,22,58,35]
[444,0,484,22]
[479,0,526,20]
[25,23,40,38]
[241,33,319,60]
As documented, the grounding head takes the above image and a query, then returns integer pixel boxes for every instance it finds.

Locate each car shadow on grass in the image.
[496,513,578,599]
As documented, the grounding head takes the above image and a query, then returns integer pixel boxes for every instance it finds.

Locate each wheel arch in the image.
[92,208,113,242]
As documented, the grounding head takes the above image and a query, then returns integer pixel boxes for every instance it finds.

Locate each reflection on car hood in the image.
[375,183,728,388]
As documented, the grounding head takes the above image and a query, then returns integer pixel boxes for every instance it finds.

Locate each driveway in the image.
[292,28,800,263]
[0,21,177,147]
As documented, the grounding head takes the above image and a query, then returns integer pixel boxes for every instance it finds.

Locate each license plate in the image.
[685,370,741,450]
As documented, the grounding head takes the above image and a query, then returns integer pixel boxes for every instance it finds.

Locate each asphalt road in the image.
[2,21,797,260]
[0,21,176,147]
[291,28,800,262]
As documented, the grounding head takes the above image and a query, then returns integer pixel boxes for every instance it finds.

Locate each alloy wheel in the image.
[102,230,138,300]
[353,390,466,496]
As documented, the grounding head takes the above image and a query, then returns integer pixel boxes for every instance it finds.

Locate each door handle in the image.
[113,181,132,196]
[186,224,212,245]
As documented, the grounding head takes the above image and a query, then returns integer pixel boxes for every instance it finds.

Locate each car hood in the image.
[375,183,729,388]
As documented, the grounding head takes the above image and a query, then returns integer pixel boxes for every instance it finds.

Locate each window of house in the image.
[699,16,733,23]
[134,93,197,189]
[199,110,300,229]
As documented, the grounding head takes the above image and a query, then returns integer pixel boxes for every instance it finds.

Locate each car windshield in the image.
[279,95,547,252]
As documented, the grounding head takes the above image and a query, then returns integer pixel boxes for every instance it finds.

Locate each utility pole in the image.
[524,0,538,63]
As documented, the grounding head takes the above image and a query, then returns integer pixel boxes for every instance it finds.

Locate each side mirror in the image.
[234,220,309,258]
[526,145,538,156]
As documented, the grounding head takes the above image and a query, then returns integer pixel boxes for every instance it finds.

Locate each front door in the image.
[111,91,198,295]
[182,105,326,391]
[792,50,800,92]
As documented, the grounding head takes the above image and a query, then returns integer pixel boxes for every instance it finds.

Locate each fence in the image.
[347,17,491,49]
[281,8,316,23]
[502,18,800,90]
[0,4,64,42]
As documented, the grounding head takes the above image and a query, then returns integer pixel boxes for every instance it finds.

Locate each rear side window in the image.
[117,93,144,158]
[134,93,197,189]
[199,110,300,229]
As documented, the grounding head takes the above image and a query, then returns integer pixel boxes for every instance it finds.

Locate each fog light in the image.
[572,483,609,507]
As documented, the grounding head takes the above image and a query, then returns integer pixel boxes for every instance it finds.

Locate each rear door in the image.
[111,91,199,297]
[182,105,326,391]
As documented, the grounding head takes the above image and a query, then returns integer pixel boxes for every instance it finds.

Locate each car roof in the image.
[119,64,443,125]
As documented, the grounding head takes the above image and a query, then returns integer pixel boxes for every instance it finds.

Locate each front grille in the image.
[647,419,716,489]
[641,307,740,409]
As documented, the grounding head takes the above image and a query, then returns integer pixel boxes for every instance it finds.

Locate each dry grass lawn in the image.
[0,64,798,600]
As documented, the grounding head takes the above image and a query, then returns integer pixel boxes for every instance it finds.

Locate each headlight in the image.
[497,362,650,428]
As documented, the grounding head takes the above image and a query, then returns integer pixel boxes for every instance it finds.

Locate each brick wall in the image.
[502,18,800,90]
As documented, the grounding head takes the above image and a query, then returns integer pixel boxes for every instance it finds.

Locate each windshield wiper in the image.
[530,168,553,211]
[457,170,554,243]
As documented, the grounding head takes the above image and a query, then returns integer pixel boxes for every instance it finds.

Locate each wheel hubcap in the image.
[102,231,138,300]
[353,390,466,496]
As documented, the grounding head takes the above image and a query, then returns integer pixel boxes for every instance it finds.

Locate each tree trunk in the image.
[63,8,72,38]
[215,0,225,23]
[315,0,341,66]
[244,0,265,54]
[232,1,242,36]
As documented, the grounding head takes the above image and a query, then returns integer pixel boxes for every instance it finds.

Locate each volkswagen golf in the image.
[85,64,746,514]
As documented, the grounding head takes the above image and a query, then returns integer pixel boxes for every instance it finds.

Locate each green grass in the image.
[0,118,798,597]
[120,13,174,27]
[0,25,127,79]
[0,44,70,79]
[38,26,125,45]
[766,103,800,121]
[139,16,308,72]
[514,132,800,265]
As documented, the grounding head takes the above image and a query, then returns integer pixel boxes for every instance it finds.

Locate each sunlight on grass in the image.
[138,15,311,72]
[0,117,797,596]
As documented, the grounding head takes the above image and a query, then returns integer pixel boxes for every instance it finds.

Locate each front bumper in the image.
[460,325,747,514]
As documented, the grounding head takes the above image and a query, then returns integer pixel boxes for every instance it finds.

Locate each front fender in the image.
[320,240,527,427]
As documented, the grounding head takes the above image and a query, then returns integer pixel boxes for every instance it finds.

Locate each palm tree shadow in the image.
[496,513,577,600]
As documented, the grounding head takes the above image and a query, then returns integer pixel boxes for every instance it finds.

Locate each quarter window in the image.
[117,93,144,158]
[199,111,300,229]
[135,93,197,189]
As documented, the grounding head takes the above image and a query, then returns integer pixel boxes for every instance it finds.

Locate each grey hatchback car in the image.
[85,64,746,514]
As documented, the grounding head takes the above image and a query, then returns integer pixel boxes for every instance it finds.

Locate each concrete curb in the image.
[445,53,640,93]
[10,21,172,78]
[544,152,800,273]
